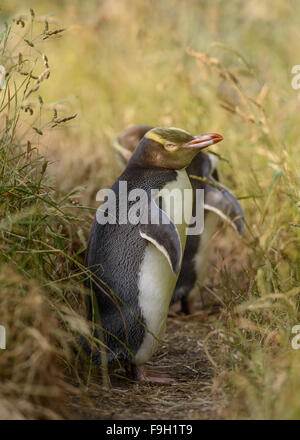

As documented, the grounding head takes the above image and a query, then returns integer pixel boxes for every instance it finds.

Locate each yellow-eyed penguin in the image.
[112,125,245,315]
[84,127,223,381]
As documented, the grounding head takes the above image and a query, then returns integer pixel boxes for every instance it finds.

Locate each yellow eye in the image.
[164,142,178,152]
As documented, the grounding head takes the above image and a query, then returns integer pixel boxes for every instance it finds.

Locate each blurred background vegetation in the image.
[1,0,300,419]
[4,0,300,200]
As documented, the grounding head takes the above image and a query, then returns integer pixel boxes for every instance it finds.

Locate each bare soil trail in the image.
[67,309,219,420]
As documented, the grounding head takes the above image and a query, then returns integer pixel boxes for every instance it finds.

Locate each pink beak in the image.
[183,132,223,150]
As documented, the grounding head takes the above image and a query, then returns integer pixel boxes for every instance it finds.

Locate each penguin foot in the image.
[168,303,202,318]
[133,365,175,384]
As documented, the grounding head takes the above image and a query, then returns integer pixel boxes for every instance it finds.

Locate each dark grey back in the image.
[85,165,177,362]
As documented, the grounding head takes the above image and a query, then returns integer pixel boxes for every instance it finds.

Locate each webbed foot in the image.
[132,364,176,384]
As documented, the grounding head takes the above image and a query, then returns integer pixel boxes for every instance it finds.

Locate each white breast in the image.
[135,170,192,364]
[188,211,219,301]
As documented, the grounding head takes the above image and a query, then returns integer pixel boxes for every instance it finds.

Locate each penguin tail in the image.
[77,334,114,366]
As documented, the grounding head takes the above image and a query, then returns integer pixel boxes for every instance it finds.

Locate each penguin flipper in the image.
[204,176,246,236]
[139,203,182,275]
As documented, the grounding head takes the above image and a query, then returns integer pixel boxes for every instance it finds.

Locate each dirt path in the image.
[67,306,221,420]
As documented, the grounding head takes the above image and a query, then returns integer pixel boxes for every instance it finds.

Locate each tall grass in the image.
[190,46,300,419]
[0,11,93,419]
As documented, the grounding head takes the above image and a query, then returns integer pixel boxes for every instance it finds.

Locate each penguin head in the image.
[127,126,223,170]
[113,125,153,166]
